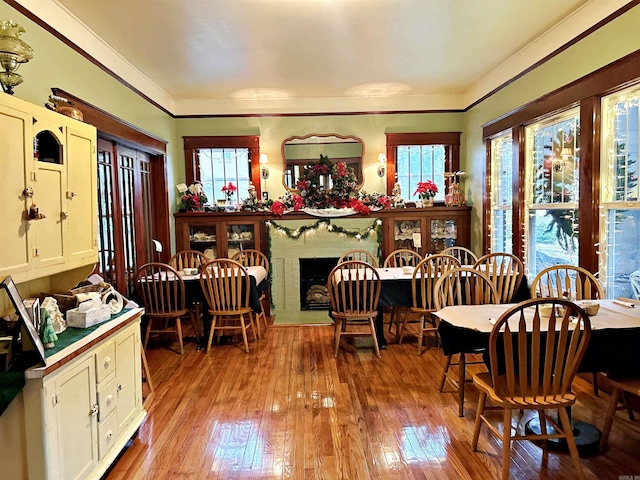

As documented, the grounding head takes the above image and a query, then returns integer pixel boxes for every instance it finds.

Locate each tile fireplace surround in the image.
[270,218,378,324]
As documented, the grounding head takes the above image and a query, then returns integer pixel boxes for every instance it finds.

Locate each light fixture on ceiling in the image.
[377,153,387,177]
[0,20,34,95]
[260,153,269,179]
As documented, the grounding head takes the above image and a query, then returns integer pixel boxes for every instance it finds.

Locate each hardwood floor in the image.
[106,321,640,479]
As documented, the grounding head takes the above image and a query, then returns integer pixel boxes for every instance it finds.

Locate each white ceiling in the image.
[15,0,632,115]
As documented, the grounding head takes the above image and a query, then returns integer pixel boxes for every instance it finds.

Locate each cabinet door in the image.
[50,355,98,480]
[32,121,67,270]
[226,221,258,258]
[66,122,98,263]
[0,101,32,278]
[115,325,141,433]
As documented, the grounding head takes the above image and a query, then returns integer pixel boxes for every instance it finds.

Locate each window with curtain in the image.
[183,136,261,203]
[396,145,446,202]
[197,147,252,203]
[489,133,513,254]
[600,86,640,299]
[524,110,580,277]
[385,132,460,202]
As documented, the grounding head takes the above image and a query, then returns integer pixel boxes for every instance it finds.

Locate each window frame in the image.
[384,132,461,197]
[183,135,262,196]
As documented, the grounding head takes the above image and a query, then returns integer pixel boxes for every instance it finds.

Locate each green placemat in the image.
[45,308,131,357]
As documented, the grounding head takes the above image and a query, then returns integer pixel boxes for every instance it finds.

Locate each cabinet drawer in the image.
[97,377,117,422]
[98,411,118,460]
[95,340,116,383]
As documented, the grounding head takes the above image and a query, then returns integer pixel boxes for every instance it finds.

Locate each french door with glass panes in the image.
[97,138,156,297]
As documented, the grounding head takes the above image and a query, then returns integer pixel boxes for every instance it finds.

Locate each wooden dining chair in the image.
[383,248,423,338]
[337,249,380,268]
[169,249,209,338]
[400,254,460,353]
[232,249,270,338]
[473,252,525,304]
[328,260,382,358]
[434,267,500,416]
[168,249,208,271]
[383,248,422,268]
[199,259,257,353]
[136,262,199,355]
[441,246,478,266]
[530,264,603,395]
[599,376,640,451]
[471,298,591,480]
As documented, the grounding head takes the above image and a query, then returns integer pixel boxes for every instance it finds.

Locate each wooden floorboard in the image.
[105,321,640,480]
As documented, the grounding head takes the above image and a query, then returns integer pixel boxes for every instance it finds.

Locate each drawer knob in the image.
[103,356,111,367]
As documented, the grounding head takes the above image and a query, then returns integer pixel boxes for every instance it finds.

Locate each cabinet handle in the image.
[90,404,99,416]
[117,383,126,392]
[61,211,69,219]
[67,191,77,199]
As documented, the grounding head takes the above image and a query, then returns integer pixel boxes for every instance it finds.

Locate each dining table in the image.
[434,298,640,454]
[373,266,531,348]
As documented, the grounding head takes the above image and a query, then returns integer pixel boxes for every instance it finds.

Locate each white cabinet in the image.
[21,309,145,480]
[0,93,98,283]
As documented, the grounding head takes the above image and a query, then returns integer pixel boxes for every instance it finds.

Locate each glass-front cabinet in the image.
[175,213,263,259]
[382,206,471,258]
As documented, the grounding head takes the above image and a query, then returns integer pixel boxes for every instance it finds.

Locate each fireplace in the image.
[268,217,378,323]
[299,257,339,310]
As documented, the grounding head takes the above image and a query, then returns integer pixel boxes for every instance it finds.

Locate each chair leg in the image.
[176,318,184,355]
[398,309,409,344]
[558,407,585,480]
[143,320,152,349]
[538,410,549,465]
[206,315,217,353]
[472,391,486,450]
[458,354,467,417]
[600,386,621,451]
[416,313,425,356]
[369,317,381,358]
[439,355,453,392]
[189,310,200,344]
[622,391,635,421]
[501,408,512,480]
[239,315,250,353]
[592,372,599,396]
[334,318,342,358]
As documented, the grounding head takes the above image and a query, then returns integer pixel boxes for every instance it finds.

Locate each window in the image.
[183,136,261,202]
[197,148,251,203]
[524,110,580,277]
[600,86,640,299]
[385,132,460,202]
[489,133,513,254]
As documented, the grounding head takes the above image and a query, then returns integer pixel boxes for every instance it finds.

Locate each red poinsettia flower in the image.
[349,198,371,215]
[271,201,285,217]
[292,194,305,211]
[414,180,438,198]
[221,181,237,192]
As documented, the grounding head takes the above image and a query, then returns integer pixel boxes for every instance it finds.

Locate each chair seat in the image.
[473,372,577,408]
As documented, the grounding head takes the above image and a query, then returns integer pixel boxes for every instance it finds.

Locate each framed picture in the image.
[1,276,46,367]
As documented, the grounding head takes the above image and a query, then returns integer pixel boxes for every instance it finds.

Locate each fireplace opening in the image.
[299,257,339,310]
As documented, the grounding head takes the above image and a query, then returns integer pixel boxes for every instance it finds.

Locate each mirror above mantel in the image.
[282,133,364,190]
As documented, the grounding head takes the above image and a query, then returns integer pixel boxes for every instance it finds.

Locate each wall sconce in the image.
[377,153,386,177]
[260,153,269,179]
[0,20,34,95]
